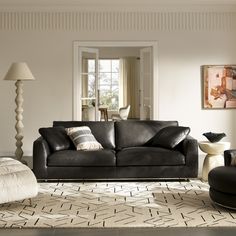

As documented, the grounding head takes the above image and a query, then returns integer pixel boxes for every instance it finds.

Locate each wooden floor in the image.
[0,228,236,236]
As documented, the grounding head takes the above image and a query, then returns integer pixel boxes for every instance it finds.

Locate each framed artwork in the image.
[202,65,236,109]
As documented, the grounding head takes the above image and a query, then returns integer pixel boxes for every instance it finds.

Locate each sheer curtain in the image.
[119,57,140,119]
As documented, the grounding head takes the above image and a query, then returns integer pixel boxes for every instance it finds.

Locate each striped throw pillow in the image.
[66,126,103,151]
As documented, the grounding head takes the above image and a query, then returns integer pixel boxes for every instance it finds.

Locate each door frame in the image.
[140,47,153,120]
[78,47,99,121]
[73,41,158,120]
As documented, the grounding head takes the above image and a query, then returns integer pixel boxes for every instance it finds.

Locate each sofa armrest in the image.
[33,136,51,179]
[179,135,199,176]
[224,149,236,166]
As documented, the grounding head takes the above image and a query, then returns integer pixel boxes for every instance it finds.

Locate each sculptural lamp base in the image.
[3,62,35,164]
[14,80,24,162]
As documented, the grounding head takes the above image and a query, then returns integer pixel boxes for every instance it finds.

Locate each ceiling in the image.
[0,0,236,12]
[1,0,236,7]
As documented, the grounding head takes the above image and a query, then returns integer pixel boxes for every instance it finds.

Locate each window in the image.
[88,59,120,111]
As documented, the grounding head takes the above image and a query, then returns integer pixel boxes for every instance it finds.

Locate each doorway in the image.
[73,41,158,121]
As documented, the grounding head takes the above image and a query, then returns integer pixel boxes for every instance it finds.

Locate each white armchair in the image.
[111,105,130,121]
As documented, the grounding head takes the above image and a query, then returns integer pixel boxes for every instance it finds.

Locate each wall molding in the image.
[0,11,236,31]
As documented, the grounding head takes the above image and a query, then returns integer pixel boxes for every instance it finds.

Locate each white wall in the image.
[158,32,236,146]
[0,1,236,156]
[98,47,140,59]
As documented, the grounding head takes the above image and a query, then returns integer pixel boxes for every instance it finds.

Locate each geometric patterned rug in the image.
[0,180,236,228]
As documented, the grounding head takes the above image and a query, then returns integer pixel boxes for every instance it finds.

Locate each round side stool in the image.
[208,166,236,209]
[199,141,230,181]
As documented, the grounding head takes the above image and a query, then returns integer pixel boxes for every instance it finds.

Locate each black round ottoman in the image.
[208,166,236,209]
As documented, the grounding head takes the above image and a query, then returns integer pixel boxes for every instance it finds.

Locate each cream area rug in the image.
[0,180,236,228]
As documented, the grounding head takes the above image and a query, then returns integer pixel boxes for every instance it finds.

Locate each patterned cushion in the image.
[66,126,103,151]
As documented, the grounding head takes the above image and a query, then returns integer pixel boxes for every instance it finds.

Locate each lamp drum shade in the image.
[4,62,35,81]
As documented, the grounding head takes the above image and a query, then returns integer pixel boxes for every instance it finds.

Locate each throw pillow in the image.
[66,126,103,151]
[145,126,190,149]
[39,126,72,152]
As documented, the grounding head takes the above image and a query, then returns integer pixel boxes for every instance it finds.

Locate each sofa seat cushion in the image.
[47,150,116,167]
[116,147,185,166]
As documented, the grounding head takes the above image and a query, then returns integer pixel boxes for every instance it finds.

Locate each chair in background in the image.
[111,105,130,121]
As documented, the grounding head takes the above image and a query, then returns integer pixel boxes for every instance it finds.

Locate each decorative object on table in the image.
[3,62,35,162]
[202,65,236,109]
[203,132,226,143]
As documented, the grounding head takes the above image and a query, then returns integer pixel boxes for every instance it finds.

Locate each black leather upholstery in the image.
[145,126,190,149]
[209,188,236,209]
[45,166,197,179]
[208,161,236,209]
[224,149,236,166]
[39,126,73,152]
[178,136,199,178]
[48,149,116,167]
[33,120,198,180]
[53,121,115,149]
[116,147,185,166]
[33,137,50,179]
[115,120,178,150]
[209,166,236,195]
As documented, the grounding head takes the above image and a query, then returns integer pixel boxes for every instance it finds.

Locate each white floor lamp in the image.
[4,62,35,162]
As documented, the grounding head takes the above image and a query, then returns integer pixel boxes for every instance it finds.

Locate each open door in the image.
[140,47,153,120]
[78,47,99,121]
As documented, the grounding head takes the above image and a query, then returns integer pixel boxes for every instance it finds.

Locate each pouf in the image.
[208,166,236,209]
[0,157,38,204]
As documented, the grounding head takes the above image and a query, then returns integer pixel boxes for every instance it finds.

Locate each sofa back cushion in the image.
[115,120,178,150]
[53,121,115,149]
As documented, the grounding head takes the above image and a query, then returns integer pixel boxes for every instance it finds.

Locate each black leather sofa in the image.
[33,120,198,180]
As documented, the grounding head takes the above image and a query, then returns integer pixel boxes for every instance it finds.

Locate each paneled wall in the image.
[0,11,235,31]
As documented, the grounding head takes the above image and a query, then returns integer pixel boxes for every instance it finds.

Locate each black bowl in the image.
[203,132,226,143]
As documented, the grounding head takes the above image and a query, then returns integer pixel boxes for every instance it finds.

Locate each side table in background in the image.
[199,141,231,181]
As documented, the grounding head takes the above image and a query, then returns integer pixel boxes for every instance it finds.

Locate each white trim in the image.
[140,47,153,120]
[73,41,79,120]
[73,45,99,120]
[73,41,158,120]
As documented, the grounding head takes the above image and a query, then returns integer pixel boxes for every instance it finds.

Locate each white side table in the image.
[199,141,231,181]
